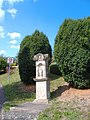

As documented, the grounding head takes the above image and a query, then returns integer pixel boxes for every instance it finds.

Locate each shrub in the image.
[50,63,61,75]
[11,63,17,66]
[54,17,90,89]
[0,56,7,72]
[18,30,52,85]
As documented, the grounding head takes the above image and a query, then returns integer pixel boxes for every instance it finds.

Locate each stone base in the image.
[33,99,49,104]
[35,80,50,101]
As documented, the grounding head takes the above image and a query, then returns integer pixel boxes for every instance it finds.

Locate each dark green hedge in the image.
[49,63,61,75]
[54,17,90,89]
[0,56,7,72]
[18,30,52,85]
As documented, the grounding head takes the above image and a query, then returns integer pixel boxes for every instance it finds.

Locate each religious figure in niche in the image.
[38,64,43,77]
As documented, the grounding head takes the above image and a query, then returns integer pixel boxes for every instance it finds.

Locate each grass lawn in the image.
[38,74,85,120]
[0,69,89,120]
[38,101,83,120]
[0,68,35,111]
[38,74,90,120]
[0,69,63,111]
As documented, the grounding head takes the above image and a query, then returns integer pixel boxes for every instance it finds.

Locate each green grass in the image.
[0,69,35,111]
[38,101,84,120]
[38,74,90,120]
[0,70,89,120]
[49,73,65,99]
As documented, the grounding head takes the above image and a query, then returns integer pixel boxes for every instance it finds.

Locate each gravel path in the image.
[0,84,5,105]
[0,84,5,120]
[2,102,49,120]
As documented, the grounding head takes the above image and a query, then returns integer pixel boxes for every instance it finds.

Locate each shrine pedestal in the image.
[34,79,50,103]
[33,53,50,104]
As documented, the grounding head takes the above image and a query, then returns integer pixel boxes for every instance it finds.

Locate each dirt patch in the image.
[58,82,90,101]
[58,82,90,114]
[18,83,36,93]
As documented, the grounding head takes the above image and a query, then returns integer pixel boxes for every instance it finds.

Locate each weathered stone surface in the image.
[0,84,5,120]
[2,102,49,120]
[33,53,50,103]
[0,84,5,105]
[35,81,50,100]
[33,53,49,79]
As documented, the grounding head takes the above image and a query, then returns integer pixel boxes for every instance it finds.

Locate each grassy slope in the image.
[0,70,89,119]
[38,74,89,120]
[0,69,35,110]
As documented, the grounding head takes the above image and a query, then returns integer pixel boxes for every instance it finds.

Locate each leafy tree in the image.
[54,17,90,89]
[18,30,52,85]
[0,56,7,72]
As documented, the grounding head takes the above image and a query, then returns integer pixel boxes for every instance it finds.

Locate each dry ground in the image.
[56,82,90,119]
[58,82,90,102]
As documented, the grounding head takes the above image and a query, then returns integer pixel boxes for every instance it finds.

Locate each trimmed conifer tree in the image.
[54,17,90,89]
[18,30,52,85]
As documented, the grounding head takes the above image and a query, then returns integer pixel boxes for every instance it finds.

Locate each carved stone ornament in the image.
[33,53,48,61]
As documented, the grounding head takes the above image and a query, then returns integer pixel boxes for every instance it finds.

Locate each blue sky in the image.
[0,0,90,57]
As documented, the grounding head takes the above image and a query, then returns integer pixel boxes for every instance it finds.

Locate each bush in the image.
[18,30,52,85]
[54,17,90,89]
[0,56,7,72]
[50,63,61,75]
[11,63,17,66]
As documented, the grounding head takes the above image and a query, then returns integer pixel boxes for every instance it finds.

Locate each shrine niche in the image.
[38,63,43,77]
[33,53,49,80]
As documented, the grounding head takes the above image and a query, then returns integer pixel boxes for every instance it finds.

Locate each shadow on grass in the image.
[49,73,62,81]
[0,71,6,75]
[51,84,70,99]
[3,81,36,102]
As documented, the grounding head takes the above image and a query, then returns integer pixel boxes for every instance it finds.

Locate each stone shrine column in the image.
[33,53,50,103]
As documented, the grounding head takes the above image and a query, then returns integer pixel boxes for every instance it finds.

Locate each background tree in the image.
[0,56,7,72]
[18,30,52,85]
[54,17,90,89]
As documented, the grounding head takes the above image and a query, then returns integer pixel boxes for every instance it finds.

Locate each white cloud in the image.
[34,0,39,2]
[0,0,24,21]
[0,9,5,21]
[0,1,5,21]
[7,8,17,18]
[0,0,3,8]
[7,32,21,39]
[9,40,17,44]
[5,0,24,5]
[10,45,20,49]
[0,26,5,38]
[0,50,6,55]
